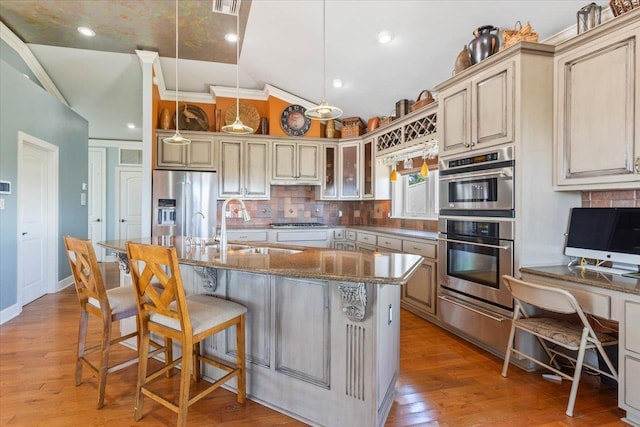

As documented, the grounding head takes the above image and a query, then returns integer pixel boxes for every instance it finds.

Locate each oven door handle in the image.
[439,170,511,181]
[438,237,511,251]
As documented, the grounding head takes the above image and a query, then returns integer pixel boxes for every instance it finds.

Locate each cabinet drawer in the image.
[276,230,329,242]
[625,301,640,353]
[334,229,345,240]
[226,231,268,242]
[356,232,377,245]
[377,236,402,251]
[402,240,437,259]
[346,230,357,241]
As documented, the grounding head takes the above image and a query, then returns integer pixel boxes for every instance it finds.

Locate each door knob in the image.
[22,232,27,236]
[120,219,126,223]
[95,218,101,222]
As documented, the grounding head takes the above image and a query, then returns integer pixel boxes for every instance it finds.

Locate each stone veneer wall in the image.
[217,185,437,232]
[581,190,640,207]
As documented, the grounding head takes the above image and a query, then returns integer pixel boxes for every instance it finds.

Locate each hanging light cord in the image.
[321,0,327,103]
[174,0,181,137]
[235,11,241,121]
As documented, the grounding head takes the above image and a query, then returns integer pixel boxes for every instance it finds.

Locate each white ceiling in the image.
[5,1,609,141]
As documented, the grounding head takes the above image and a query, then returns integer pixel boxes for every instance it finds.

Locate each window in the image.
[391,170,439,220]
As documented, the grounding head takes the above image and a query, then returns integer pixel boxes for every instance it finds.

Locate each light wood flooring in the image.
[0,262,626,426]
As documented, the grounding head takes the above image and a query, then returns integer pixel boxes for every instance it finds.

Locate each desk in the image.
[521,266,640,427]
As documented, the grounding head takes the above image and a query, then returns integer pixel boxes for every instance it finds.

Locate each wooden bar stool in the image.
[126,242,247,427]
[63,236,143,408]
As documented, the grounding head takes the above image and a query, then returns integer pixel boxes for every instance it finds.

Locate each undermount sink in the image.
[203,242,301,255]
[229,246,302,255]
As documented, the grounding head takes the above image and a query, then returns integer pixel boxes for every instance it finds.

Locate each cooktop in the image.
[270,222,327,228]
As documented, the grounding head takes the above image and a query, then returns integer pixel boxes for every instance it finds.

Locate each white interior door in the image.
[17,134,58,306]
[88,148,106,260]
[115,167,142,241]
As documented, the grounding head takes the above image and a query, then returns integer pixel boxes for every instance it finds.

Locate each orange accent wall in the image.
[152,91,324,138]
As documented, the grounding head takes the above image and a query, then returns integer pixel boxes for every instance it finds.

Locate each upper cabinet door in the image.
[186,138,217,169]
[271,141,320,184]
[244,140,270,199]
[554,23,640,190]
[219,139,243,197]
[438,61,514,157]
[472,61,514,149]
[439,84,471,156]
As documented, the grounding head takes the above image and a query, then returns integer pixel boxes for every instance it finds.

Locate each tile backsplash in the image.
[581,190,640,207]
[217,185,437,232]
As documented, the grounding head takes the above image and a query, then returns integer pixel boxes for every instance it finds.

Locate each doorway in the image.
[88,148,106,261]
[115,167,142,241]
[17,132,58,306]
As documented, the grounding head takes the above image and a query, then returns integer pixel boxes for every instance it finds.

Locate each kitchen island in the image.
[100,237,423,427]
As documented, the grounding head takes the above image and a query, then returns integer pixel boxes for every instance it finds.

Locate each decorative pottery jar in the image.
[468,25,500,64]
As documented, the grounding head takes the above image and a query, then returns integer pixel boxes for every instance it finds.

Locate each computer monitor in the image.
[564,207,640,275]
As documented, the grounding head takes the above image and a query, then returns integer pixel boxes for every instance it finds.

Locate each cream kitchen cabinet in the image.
[339,142,361,199]
[436,60,514,156]
[156,131,217,170]
[272,141,320,184]
[361,138,375,199]
[401,239,437,319]
[316,142,339,200]
[218,138,270,199]
[553,11,640,190]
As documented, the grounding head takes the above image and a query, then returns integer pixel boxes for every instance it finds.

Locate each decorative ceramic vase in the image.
[159,108,171,129]
[367,117,380,132]
[454,45,472,74]
[468,25,500,65]
[325,120,336,138]
[260,117,269,135]
[215,109,222,132]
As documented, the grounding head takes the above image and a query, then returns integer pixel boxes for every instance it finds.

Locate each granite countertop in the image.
[520,265,640,296]
[100,237,423,285]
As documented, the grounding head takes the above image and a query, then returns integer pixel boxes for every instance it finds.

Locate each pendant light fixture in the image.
[390,163,398,182]
[305,0,342,121]
[222,4,253,134]
[163,0,191,145]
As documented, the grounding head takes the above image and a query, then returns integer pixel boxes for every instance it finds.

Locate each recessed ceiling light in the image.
[377,30,393,44]
[225,32,238,42]
[332,79,344,88]
[77,26,96,37]
[127,123,136,129]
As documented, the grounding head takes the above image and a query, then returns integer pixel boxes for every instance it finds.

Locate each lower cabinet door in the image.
[402,259,436,317]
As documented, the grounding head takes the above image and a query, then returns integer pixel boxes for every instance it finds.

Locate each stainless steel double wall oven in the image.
[437,146,517,354]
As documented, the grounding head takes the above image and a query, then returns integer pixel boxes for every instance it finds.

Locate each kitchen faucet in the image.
[186,211,205,245]
[220,198,251,252]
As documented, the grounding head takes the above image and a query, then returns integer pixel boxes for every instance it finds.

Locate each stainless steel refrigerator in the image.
[152,170,217,239]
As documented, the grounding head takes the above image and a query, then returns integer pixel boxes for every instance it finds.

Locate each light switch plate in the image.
[81,193,87,206]
[81,182,88,191]
[0,198,4,210]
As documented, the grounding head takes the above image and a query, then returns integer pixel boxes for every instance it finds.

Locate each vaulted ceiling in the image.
[0,0,606,141]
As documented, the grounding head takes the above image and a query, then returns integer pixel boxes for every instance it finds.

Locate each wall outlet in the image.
[338,210,342,217]
[81,192,87,206]
[0,198,4,210]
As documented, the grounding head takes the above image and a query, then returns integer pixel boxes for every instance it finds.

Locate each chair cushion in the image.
[150,295,247,336]
[88,286,138,316]
[516,317,617,347]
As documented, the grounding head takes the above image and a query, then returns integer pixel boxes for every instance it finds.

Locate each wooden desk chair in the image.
[126,242,247,427]
[501,275,618,416]
[63,236,141,408]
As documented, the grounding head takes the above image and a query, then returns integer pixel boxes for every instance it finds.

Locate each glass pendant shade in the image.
[305,100,343,121]
[164,0,190,145]
[223,7,253,135]
[390,167,398,182]
[420,159,429,177]
[222,117,253,134]
[305,0,341,121]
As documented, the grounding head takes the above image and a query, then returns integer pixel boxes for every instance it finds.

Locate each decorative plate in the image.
[173,104,210,131]
[224,102,260,134]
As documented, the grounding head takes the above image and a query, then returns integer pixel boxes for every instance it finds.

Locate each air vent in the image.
[119,149,142,165]
[212,0,240,15]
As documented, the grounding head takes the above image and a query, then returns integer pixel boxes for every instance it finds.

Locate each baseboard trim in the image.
[0,303,21,325]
